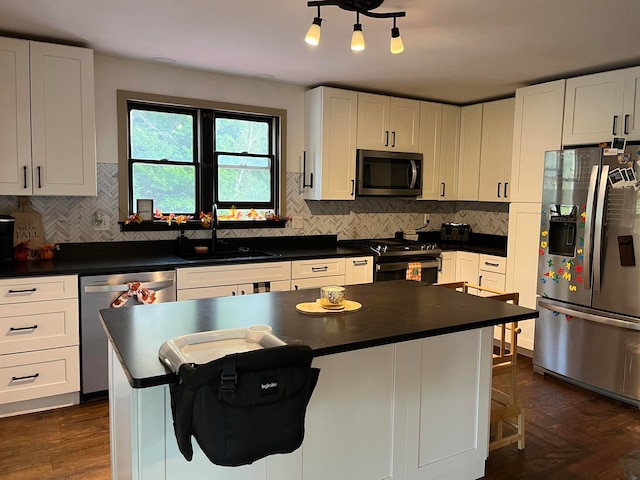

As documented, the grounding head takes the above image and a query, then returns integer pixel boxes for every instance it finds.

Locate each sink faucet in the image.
[210,203,218,252]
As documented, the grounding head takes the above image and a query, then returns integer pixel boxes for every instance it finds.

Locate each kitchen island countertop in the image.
[100,280,538,389]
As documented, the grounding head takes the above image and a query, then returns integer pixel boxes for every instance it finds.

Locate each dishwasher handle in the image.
[84,280,175,294]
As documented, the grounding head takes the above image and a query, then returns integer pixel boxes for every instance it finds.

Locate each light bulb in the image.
[351,23,365,51]
[305,17,322,46]
[390,27,404,54]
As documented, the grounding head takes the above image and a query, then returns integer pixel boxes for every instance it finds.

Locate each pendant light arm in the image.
[307,0,405,19]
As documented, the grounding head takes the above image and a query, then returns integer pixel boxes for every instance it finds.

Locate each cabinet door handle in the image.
[312,266,329,272]
[8,288,37,294]
[294,285,299,290]
[37,166,42,189]
[391,131,396,148]
[12,373,39,382]
[504,182,508,198]
[612,115,618,135]
[441,182,445,197]
[23,166,28,189]
[240,290,246,295]
[231,291,236,296]
[624,114,630,135]
[9,325,38,332]
[478,275,483,286]
[302,151,314,188]
[352,260,368,266]
[497,182,501,198]
[485,262,500,267]
[385,130,389,147]
[351,179,355,196]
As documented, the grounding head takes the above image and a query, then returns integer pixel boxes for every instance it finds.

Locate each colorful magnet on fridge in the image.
[563,272,571,281]
[541,241,548,248]
[552,311,559,316]
[541,278,547,284]
[547,259,553,267]
[576,265,583,273]
[579,254,584,261]
[576,275,583,283]
[541,231,548,237]
[580,237,584,246]
[565,315,573,321]
[581,212,586,219]
[558,267,564,274]
[539,249,545,255]
[569,285,577,291]
[577,248,583,254]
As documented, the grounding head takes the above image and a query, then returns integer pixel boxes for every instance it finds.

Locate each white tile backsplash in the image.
[0,165,508,244]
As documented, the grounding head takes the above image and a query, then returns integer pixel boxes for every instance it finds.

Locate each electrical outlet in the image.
[292,216,303,229]
[93,212,110,231]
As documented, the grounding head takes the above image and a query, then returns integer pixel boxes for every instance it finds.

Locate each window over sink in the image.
[117,91,287,230]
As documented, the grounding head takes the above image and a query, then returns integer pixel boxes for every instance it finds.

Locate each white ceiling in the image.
[1,0,640,104]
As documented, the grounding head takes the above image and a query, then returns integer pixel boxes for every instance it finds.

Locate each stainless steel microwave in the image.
[356,149,423,197]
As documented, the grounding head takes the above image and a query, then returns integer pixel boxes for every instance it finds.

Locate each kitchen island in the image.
[101,281,538,480]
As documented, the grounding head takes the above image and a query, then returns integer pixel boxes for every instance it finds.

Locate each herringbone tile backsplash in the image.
[0,164,508,244]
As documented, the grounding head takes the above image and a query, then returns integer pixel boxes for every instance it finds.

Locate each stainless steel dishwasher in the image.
[80,271,176,398]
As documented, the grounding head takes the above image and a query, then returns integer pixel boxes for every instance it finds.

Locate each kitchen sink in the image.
[177,248,274,261]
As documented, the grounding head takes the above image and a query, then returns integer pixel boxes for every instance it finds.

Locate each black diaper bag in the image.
[170,344,320,466]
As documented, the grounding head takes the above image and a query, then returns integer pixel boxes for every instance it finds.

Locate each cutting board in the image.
[10,197,45,248]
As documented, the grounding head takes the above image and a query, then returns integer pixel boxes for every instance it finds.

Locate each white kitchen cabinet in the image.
[418,102,461,201]
[477,254,507,294]
[562,65,640,144]
[345,256,374,285]
[176,261,291,301]
[457,104,483,201]
[303,86,358,200]
[0,275,80,417]
[505,202,542,353]
[456,98,515,203]
[357,93,420,153]
[0,37,96,196]
[437,251,457,283]
[478,98,515,202]
[291,257,346,291]
[455,251,480,285]
[510,80,565,203]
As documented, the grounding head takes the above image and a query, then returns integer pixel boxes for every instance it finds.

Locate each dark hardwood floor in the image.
[0,355,637,479]
[484,356,640,480]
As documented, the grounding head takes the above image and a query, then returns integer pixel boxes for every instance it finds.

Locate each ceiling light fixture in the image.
[304,6,323,45]
[305,0,406,54]
[351,12,365,51]
[390,17,404,54]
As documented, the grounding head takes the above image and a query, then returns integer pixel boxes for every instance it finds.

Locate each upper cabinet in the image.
[357,93,420,152]
[418,102,460,200]
[0,37,96,196]
[457,104,483,201]
[455,98,514,202]
[510,80,565,203]
[303,86,358,201]
[563,66,640,144]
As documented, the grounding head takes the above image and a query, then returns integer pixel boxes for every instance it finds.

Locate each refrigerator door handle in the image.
[539,300,640,331]
[582,165,600,290]
[592,164,609,293]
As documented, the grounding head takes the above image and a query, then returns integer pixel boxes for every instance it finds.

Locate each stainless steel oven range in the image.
[342,238,442,283]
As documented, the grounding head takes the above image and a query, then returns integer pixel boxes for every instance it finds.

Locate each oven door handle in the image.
[376,259,440,272]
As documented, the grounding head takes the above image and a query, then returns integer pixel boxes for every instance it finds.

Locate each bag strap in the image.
[219,355,238,399]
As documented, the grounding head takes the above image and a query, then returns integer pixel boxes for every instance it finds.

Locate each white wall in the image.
[93,55,306,173]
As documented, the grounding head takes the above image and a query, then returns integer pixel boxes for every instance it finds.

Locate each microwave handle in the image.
[408,160,418,189]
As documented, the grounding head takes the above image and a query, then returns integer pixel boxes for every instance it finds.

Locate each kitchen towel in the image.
[406,262,422,282]
[111,282,157,308]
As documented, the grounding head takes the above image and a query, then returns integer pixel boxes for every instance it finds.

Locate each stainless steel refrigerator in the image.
[534,145,640,407]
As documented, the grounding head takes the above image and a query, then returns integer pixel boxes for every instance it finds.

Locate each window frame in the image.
[117,90,287,230]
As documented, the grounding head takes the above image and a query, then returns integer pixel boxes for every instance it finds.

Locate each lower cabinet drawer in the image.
[0,299,79,355]
[0,346,80,404]
[291,258,346,279]
[292,275,346,291]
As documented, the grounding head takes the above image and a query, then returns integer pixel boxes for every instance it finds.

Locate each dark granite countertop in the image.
[0,235,367,278]
[100,280,538,389]
[419,231,508,257]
